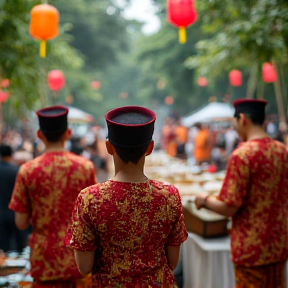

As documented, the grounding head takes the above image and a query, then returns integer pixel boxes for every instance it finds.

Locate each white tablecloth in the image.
[183,233,288,288]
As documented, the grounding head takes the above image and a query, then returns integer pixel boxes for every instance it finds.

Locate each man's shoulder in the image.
[78,182,105,200]
[66,152,94,166]
[150,180,179,195]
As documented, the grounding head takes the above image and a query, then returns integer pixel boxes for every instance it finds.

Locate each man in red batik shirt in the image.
[67,106,188,288]
[195,99,288,288]
[9,106,97,288]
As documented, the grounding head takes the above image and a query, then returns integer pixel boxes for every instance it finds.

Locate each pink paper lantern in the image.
[91,81,101,90]
[262,63,277,83]
[197,77,208,87]
[165,96,174,105]
[229,70,242,86]
[0,90,9,103]
[47,70,65,91]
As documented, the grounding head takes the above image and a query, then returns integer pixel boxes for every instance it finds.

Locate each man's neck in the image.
[44,141,66,153]
[246,125,268,141]
[113,157,147,183]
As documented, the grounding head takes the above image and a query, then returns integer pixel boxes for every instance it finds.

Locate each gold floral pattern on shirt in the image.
[67,180,187,288]
[9,151,96,281]
[218,138,288,266]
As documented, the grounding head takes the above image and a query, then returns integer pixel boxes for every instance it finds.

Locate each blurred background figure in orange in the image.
[193,123,211,164]
[174,116,188,160]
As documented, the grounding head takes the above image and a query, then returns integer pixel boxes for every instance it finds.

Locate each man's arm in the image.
[15,212,30,230]
[166,245,181,270]
[195,193,238,217]
[74,251,95,275]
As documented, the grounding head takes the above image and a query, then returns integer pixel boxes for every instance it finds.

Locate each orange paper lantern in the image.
[29,4,59,58]
[229,70,242,86]
[0,79,10,88]
[262,63,277,83]
[167,0,197,44]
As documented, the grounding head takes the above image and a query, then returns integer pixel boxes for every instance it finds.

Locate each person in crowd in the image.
[9,106,97,288]
[0,145,27,252]
[174,117,188,160]
[193,123,211,164]
[67,106,188,288]
[161,117,173,151]
[210,141,228,172]
[224,125,238,157]
[195,99,288,288]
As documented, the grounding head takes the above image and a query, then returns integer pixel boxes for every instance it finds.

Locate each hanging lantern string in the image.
[179,27,187,44]
[40,41,46,58]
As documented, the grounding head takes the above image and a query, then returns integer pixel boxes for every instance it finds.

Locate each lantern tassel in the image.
[179,27,187,44]
[40,40,46,58]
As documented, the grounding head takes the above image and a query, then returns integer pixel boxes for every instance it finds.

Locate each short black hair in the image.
[236,113,265,126]
[0,145,12,157]
[113,143,150,164]
[41,130,66,142]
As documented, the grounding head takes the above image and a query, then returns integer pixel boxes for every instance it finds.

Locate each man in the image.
[9,106,97,287]
[174,117,188,160]
[67,106,187,287]
[195,99,288,288]
[0,144,26,252]
[193,123,211,164]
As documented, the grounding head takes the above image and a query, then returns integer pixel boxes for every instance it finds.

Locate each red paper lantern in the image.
[0,90,9,103]
[197,77,208,87]
[167,0,197,44]
[165,96,174,105]
[91,81,101,90]
[229,70,242,86]
[29,4,59,57]
[262,63,277,83]
[47,70,65,91]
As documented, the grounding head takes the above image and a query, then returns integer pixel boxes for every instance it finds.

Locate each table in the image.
[183,233,235,288]
[183,233,288,288]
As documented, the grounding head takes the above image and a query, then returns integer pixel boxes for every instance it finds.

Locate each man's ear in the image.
[105,139,114,155]
[239,113,246,126]
[145,140,154,156]
[64,128,72,140]
[37,130,43,141]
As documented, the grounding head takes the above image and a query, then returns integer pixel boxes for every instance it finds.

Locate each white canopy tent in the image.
[181,102,234,127]
[67,106,94,123]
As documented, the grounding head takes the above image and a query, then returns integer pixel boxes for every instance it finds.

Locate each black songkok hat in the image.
[233,99,267,118]
[36,105,68,134]
[105,106,156,148]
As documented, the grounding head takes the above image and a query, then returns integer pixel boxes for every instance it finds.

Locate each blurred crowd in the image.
[161,116,288,172]
[0,114,287,254]
[1,125,112,183]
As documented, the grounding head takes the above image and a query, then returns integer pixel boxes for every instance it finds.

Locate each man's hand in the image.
[195,193,209,210]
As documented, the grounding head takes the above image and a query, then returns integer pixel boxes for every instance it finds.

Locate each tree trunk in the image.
[246,63,258,99]
[273,64,286,124]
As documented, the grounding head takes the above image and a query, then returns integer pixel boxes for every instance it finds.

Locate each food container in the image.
[182,197,229,238]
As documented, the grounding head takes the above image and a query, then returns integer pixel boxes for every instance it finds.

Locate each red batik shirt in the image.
[67,180,188,288]
[9,151,96,281]
[218,138,288,266]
